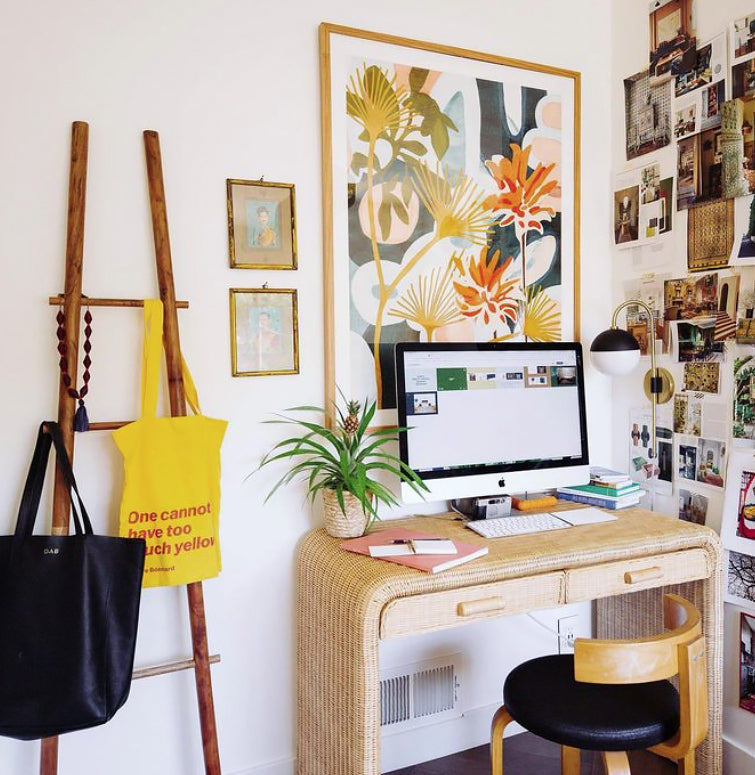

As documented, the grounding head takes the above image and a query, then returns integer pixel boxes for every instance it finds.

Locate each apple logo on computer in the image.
[498,478,506,488]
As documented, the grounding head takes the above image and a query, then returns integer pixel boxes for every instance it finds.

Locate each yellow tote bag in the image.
[113,300,227,588]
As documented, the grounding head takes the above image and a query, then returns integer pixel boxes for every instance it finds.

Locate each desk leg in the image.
[596,571,723,775]
[297,555,382,775]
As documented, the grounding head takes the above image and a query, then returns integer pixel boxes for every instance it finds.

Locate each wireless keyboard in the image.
[466,512,570,539]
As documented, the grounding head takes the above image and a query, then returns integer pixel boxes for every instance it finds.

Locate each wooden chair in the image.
[491,594,707,775]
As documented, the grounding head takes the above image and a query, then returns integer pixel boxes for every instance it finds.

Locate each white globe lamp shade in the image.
[590,329,641,376]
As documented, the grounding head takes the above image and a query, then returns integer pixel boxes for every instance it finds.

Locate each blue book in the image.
[557,491,641,510]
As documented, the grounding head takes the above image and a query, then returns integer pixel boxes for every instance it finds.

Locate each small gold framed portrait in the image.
[227,179,297,269]
[230,288,299,377]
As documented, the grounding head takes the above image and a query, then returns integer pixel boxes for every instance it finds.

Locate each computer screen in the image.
[395,342,590,503]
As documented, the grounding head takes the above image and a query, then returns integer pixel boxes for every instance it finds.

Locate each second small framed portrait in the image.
[227,179,297,269]
[230,288,299,377]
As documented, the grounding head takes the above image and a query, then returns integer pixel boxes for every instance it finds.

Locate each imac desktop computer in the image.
[395,342,590,507]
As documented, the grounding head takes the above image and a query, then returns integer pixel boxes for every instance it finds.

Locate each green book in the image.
[561,482,640,498]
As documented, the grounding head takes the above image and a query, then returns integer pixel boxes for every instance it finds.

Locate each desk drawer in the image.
[566,549,709,603]
[380,572,564,639]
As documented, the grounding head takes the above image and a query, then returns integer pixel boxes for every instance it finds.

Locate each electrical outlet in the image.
[558,615,578,654]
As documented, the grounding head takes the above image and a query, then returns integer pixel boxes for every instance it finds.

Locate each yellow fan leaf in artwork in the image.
[347,64,410,141]
[484,144,557,239]
[523,285,561,342]
[388,263,463,341]
[411,162,493,246]
[451,247,523,327]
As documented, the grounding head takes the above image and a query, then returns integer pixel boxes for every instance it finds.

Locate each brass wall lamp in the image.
[590,299,674,458]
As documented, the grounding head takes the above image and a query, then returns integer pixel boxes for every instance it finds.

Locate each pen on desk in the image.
[390,538,444,544]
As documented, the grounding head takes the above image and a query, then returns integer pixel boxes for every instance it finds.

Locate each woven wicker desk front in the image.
[297,508,722,775]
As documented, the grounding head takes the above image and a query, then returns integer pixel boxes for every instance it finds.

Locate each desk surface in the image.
[300,507,720,602]
[297,508,722,775]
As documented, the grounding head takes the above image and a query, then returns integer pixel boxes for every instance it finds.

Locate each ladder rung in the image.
[49,295,189,309]
[88,421,132,431]
[132,654,220,681]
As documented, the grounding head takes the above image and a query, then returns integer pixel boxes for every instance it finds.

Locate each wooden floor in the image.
[388,733,676,774]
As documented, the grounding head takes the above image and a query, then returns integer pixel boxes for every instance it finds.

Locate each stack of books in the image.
[557,468,643,510]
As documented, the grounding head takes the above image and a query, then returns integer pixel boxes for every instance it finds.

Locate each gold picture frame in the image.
[229,288,299,376]
[227,179,297,269]
[320,22,581,427]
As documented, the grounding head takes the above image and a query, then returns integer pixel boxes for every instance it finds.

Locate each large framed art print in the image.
[320,23,581,426]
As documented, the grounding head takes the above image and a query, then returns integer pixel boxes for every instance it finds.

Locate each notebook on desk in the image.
[341,528,488,573]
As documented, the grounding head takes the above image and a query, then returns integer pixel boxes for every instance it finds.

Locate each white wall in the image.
[0,2,612,773]
[610,2,755,771]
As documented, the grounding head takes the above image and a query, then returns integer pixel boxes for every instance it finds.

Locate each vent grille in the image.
[379,655,460,731]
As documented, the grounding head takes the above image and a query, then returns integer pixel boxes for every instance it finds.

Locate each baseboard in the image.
[380,701,524,773]
[228,704,525,775]
[229,755,294,775]
[723,735,755,774]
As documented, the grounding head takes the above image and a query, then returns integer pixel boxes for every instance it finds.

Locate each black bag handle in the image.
[14,422,93,543]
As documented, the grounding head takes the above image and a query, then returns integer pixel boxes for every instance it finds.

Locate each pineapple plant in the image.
[256,395,428,536]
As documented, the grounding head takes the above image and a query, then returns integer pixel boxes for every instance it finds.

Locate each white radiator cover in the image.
[379,655,461,733]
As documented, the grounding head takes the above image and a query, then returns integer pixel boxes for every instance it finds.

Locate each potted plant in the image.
[257,397,428,538]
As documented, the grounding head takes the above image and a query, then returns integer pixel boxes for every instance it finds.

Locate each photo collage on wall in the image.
[615,3,755,613]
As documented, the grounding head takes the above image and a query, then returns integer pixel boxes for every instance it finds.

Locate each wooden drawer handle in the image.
[624,566,664,584]
[457,596,506,617]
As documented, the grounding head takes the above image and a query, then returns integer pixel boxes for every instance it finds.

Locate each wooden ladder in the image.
[41,121,221,775]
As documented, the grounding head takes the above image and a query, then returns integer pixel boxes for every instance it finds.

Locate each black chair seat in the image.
[504,654,680,752]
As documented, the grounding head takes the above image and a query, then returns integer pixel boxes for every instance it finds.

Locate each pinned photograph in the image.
[624,275,671,355]
[700,81,726,131]
[687,199,734,272]
[721,450,755,555]
[674,101,698,140]
[732,13,755,65]
[734,355,755,439]
[648,0,696,85]
[677,319,724,362]
[640,163,661,203]
[673,393,702,435]
[664,274,718,320]
[227,179,297,269]
[625,70,672,159]
[735,195,755,262]
[614,186,640,244]
[677,134,698,209]
[720,98,755,200]
[674,34,726,97]
[678,440,697,482]
[737,268,755,342]
[695,437,726,488]
[683,362,721,392]
[230,288,299,376]
[726,550,755,611]
[678,488,708,524]
[740,612,755,713]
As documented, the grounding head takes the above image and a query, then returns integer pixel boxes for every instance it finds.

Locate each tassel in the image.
[74,400,90,432]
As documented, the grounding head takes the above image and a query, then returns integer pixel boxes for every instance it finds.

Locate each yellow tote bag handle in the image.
[141,300,202,417]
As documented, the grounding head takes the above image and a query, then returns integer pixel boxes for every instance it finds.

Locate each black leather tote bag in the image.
[0,422,146,740]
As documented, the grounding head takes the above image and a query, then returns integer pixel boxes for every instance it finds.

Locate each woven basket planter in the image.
[322,489,369,538]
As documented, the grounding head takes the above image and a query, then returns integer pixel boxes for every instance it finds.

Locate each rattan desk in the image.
[297,508,722,775]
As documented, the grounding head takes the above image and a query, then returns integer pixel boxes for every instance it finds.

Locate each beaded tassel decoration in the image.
[56,307,93,432]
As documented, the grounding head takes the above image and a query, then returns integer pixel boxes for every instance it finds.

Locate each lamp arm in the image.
[610,299,658,459]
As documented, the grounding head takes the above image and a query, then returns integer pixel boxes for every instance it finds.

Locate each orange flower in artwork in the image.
[452,248,522,327]
[484,144,558,238]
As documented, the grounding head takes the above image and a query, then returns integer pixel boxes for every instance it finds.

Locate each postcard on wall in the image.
[673,392,702,435]
[628,406,672,494]
[713,274,740,342]
[687,199,734,272]
[648,0,696,85]
[695,436,726,488]
[718,97,755,201]
[674,33,726,98]
[731,12,755,99]
[614,181,640,246]
[625,70,672,161]
[735,355,755,441]
[678,487,708,524]
[732,196,755,265]
[721,449,755,560]
[663,274,718,321]
[683,362,720,392]
[737,268,755,342]
[726,549,755,611]
[678,434,699,483]
[677,320,725,362]
[614,163,674,249]
[740,611,755,713]
[623,274,671,355]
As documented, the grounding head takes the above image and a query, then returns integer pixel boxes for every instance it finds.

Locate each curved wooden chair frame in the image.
[490,594,708,775]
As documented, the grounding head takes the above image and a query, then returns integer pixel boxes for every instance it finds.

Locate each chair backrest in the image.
[573,594,708,757]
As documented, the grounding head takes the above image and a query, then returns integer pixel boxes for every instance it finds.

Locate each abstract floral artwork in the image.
[321,24,579,425]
